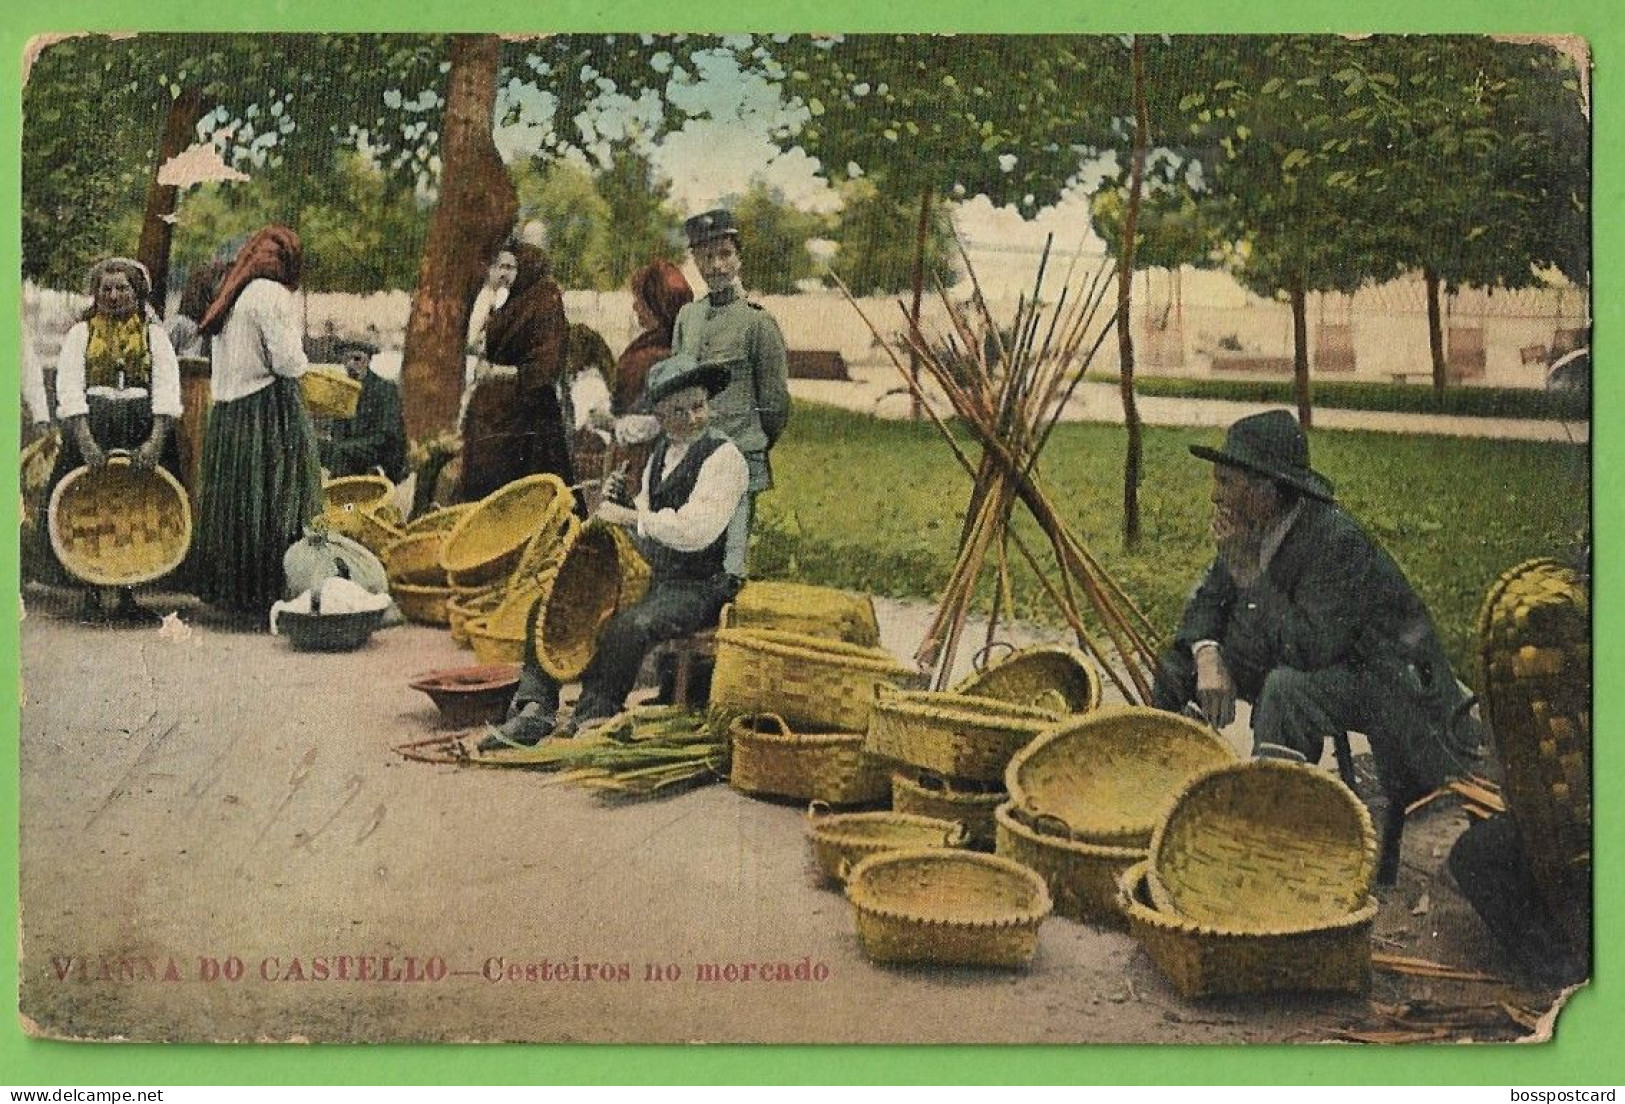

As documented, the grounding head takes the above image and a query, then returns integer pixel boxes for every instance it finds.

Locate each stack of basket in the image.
[383,504,475,625]
[319,474,404,556]
[1117,759,1380,998]
[715,583,902,808]
[996,705,1236,925]
[869,644,1103,850]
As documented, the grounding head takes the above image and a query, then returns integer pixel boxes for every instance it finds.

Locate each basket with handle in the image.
[1148,760,1377,935]
[711,628,918,734]
[993,802,1142,928]
[1116,860,1376,999]
[48,451,192,587]
[719,581,881,646]
[729,713,889,806]
[529,520,629,681]
[890,770,1005,850]
[440,473,573,589]
[806,805,969,885]
[845,849,1052,969]
[864,686,1059,784]
[299,367,362,418]
[1004,705,1238,849]
[952,642,1103,715]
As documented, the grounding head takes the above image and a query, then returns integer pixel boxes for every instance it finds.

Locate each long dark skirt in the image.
[193,377,323,617]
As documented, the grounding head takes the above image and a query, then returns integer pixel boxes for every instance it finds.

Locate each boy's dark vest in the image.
[644,430,730,581]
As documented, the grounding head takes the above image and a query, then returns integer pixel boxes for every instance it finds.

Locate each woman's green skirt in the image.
[193,377,323,617]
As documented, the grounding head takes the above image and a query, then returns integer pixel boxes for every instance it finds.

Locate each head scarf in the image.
[80,257,156,385]
[178,258,231,323]
[631,259,694,345]
[484,243,560,369]
[80,257,154,322]
[198,225,303,336]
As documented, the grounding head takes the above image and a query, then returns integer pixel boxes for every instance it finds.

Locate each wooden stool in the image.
[646,629,718,707]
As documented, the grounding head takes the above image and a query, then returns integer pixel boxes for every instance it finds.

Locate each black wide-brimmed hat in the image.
[1189,410,1335,501]
[684,208,740,248]
[646,352,731,407]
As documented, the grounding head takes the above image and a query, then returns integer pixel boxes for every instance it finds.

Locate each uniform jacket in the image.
[671,291,790,461]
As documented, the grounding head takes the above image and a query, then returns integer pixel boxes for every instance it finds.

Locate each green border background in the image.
[1,0,1614,1086]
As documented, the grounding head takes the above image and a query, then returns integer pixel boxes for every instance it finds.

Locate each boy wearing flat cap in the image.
[482,352,748,750]
[670,208,791,585]
[1154,411,1479,825]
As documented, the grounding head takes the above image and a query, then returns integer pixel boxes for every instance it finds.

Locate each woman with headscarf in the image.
[192,225,324,618]
[44,256,184,618]
[458,241,572,503]
[601,259,695,486]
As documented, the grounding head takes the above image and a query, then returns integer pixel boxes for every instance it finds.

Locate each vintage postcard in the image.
[12,29,1596,1055]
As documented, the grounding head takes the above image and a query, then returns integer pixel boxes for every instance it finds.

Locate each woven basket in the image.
[320,501,405,557]
[846,849,1052,969]
[383,530,452,586]
[864,687,1059,784]
[409,663,520,728]
[1004,705,1238,848]
[1148,760,1377,934]
[891,771,1005,851]
[712,629,918,733]
[403,503,476,535]
[506,510,580,591]
[440,473,573,588]
[806,808,969,885]
[48,454,192,587]
[276,607,385,652]
[466,581,548,666]
[607,522,651,611]
[530,523,630,681]
[466,616,525,666]
[323,473,393,511]
[720,581,881,646]
[447,584,506,645]
[300,367,362,418]
[1476,557,1591,954]
[994,802,1142,928]
[953,642,1103,714]
[1117,861,1376,998]
[20,430,60,514]
[729,713,890,806]
[391,582,456,626]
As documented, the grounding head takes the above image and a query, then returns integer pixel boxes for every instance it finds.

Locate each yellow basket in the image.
[953,643,1103,714]
[729,713,890,806]
[391,582,456,626]
[323,473,392,511]
[529,522,627,681]
[1148,760,1377,935]
[440,473,573,588]
[300,367,361,418]
[711,628,918,733]
[1117,861,1376,999]
[994,802,1142,928]
[447,584,506,646]
[720,581,881,646]
[864,686,1059,784]
[890,771,1005,851]
[1004,705,1238,849]
[466,616,527,666]
[806,807,969,886]
[48,454,192,587]
[403,503,476,535]
[846,849,1052,969]
[320,501,405,557]
[383,530,452,586]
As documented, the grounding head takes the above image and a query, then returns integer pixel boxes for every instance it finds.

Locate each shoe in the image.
[476,703,554,753]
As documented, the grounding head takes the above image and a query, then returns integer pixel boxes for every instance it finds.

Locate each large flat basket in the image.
[993,801,1142,928]
[711,628,917,733]
[864,686,1058,783]
[730,713,889,806]
[720,581,881,646]
[953,642,1103,714]
[806,808,968,885]
[48,455,192,586]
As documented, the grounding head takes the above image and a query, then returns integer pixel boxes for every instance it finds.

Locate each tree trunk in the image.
[400,35,518,442]
[1425,265,1447,398]
[135,86,208,317]
[1290,275,1312,429]
[1116,36,1149,548]
[906,187,933,422]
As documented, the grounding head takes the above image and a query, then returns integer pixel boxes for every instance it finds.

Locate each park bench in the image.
[787,349,851,381]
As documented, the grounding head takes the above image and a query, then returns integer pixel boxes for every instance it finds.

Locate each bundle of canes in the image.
[834,233,1161,703]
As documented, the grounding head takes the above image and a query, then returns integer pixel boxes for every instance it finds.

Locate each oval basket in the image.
[276,607,385,652]
[1116,861,1376,999]
[729,713,890,806]
[1148,760,1377,935]
[953,642,1103,714]
[864,687,1059,784]
[805,808,969,885]
[447,585,506,646]
[383,530,452,586]
[409,663,521,728]
[440,473,573,588]
[391,581,456,626]
[1004,705,1238,848]
[403,503,476,536]
[720,581,881,646]
[300,367,362,419]
[48,455,192,587]
[993,802,1142,928]
[890,771,1005,851]
[845,849,1052,969]
[711,629,917,734]
[323,473,393,512]
[320,501,404,557]
[529,522,627,681]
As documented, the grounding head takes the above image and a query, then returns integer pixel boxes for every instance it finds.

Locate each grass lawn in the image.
[758,402,1590,683]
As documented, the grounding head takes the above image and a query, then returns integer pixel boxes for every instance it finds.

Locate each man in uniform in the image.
[671,208,790,584]
[1152,410,1479,810]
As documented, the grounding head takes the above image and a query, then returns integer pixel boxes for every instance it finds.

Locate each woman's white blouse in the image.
[54,321,183,420]
[209,279,309,404]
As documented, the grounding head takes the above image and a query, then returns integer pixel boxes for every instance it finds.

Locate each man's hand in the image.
[601,465,633,508]
[1193,644,1237,728]
[1212,505,1263,587]
[587,407,615,432]
[594,501,637,529]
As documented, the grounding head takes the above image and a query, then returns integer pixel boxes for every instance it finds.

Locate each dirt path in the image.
[18,585,1567,1044]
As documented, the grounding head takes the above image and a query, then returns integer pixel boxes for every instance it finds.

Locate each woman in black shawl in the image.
[459,242,573,503]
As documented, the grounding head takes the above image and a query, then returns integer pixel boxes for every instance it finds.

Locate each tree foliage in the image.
[827,178,958,297]
[729,180,828,295]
